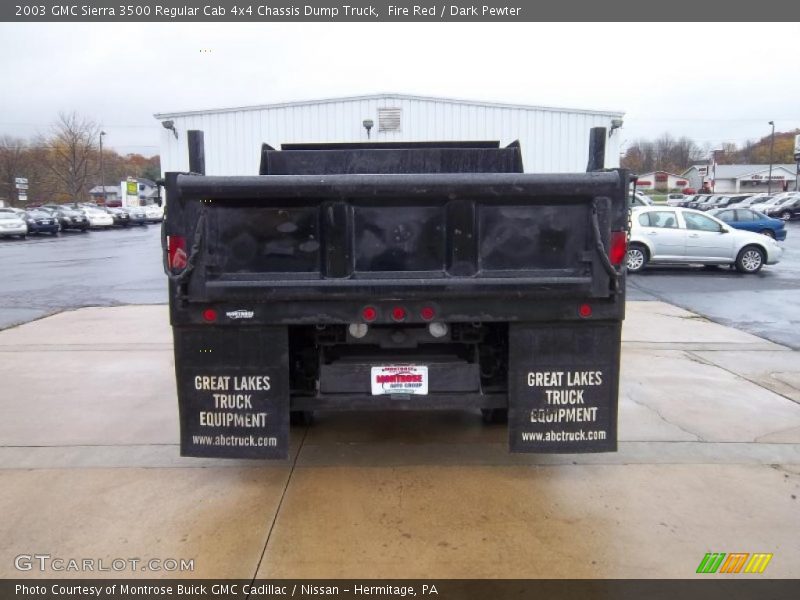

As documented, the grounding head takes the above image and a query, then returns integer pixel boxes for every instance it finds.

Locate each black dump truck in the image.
[163,129,630,459]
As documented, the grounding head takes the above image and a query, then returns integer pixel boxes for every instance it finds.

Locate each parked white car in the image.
[143,204,164,223]
[665,193,686,206]
[0,211,28,238]
[627,206,782,274]
[82,208,114,229]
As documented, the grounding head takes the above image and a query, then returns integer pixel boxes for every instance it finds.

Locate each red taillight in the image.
[362,306,377,322]
[579,303,592,318]
[392,306,406,322]
[609,231,627,266]
[420,306,436,321]
[168,236,188,271]
[202,308,217,322]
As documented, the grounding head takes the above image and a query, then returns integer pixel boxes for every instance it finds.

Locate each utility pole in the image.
[767,121,775,195]
[100,131,106,205]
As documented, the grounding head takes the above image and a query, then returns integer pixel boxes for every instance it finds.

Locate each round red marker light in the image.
[578,303,592,318]
[202,308,218,322]
[392,306,406,322]
[362,306,377,322]
[420,306,436,321]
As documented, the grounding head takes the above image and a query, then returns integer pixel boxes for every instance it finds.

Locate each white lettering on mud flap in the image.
[521,369,609,445]
[183,371,286,458]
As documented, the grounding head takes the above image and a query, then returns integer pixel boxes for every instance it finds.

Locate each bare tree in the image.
[622,134,702,175]
[621,139,656,174]
[46,112,100,203]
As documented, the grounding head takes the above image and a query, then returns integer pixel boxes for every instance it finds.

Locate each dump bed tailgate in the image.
[167,171,627,305]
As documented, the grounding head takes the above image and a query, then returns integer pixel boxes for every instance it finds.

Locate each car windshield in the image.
[26,211,49,217]
[0,213,17,220]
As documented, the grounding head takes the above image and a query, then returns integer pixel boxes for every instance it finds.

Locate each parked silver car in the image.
[627,207,783,274]
[0,211,28,239]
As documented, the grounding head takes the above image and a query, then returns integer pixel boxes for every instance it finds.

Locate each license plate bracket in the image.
[371,365,429,396]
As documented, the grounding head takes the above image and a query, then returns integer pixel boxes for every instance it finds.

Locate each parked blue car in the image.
[708,207,787,241]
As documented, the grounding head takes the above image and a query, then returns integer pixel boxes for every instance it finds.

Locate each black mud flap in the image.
[173,326,290,459]
[508,322,620,453]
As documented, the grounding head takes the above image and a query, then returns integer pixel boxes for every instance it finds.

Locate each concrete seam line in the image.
[248,425,309,591]
[686,351,800,407]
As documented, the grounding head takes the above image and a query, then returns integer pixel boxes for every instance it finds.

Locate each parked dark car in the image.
[763,196,800,221]
[102,207,131,227]
[708,208,787,241]
[121,206,147,226]
[53,207,90,232]
[702,195,739,211]
[23,210,60,235]
[688,195,715,209]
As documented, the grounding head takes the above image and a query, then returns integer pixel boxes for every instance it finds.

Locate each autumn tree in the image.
[621,134,703,174]
[46,112,101,203]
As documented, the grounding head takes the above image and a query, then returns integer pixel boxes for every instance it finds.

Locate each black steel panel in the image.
[291,393,506,411]
[211,206,320,274]
[320,360,480,394]
[446,199,478,276]
[173,327,290,459]
[262,143,520,176]
[353,205,445,272]
[479,203,588,272]
[279,141,501,150]
[508,322,620,453]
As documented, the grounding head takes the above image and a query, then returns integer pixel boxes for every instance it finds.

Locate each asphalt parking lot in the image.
[627,221,800,349]
[1,221,799,347]
[0,225,164,329]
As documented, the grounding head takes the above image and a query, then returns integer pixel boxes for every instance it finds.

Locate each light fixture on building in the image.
[609,118,624,137]
[362,119,374,139]
[161,120,178,139]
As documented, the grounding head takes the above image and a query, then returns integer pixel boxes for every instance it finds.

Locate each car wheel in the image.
[735,246,765,274]
[626,244,648,273]
[781,211,792,221]
[759,229,775,239]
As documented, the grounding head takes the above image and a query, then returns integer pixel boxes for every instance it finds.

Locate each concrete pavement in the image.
[1,302,799,579]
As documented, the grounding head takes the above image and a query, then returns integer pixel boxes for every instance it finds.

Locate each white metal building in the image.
[682,164,799,193]
[154,93,624,176]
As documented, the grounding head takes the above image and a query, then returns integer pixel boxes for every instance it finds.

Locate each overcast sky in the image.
[1,22,799,158]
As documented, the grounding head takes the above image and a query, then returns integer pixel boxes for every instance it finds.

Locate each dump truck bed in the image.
[164,138,629,459]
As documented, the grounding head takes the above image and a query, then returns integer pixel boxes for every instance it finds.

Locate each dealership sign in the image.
[745,174,785,181]
[794,134,800,161]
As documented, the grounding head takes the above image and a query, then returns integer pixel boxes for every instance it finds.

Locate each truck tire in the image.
[780,210,792,221]
[626,244,648,273]
[481,408,508,425]
[735,245,765,274]
[290,410,314,427]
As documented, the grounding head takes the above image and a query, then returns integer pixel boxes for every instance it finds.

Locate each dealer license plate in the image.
[371,365,428,396]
